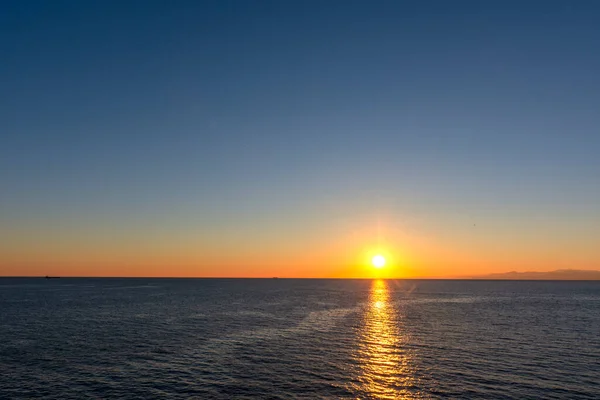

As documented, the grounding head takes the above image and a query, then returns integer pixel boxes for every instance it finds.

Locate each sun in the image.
[371,254,386,268]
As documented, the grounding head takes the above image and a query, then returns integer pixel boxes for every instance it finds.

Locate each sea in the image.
[1,278,599,399]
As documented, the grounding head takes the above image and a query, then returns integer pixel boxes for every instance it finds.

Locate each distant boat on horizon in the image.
[44,275,60,279]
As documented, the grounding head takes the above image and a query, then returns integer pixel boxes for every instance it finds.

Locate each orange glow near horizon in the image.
[1,214,599,278]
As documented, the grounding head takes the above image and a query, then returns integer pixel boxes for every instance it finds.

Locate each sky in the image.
[1,0,599,278]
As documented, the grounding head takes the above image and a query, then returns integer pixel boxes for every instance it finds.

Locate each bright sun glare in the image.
[372,255,386,268]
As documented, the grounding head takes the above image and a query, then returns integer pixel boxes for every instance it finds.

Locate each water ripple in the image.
[0,278,599,399]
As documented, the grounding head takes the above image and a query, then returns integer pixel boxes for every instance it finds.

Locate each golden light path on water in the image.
[355,280,416,399]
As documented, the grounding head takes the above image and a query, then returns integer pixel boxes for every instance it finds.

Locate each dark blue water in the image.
[1,278,599,399]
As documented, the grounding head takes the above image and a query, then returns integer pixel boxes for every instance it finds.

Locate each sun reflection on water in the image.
[356,279,416,399]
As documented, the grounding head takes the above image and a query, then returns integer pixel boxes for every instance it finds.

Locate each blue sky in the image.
[1,1,599,276]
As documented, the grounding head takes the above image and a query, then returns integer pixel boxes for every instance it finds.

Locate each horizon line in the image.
[2,276,600,281]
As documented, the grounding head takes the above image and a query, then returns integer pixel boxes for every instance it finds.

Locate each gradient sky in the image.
[2,0,599,277]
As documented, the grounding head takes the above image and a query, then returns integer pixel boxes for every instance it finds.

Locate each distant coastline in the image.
[469,269,600,280]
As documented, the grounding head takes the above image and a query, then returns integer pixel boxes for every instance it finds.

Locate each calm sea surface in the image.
[1,278,599,399]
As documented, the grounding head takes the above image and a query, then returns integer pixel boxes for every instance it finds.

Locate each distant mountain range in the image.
[472,269,600,280]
